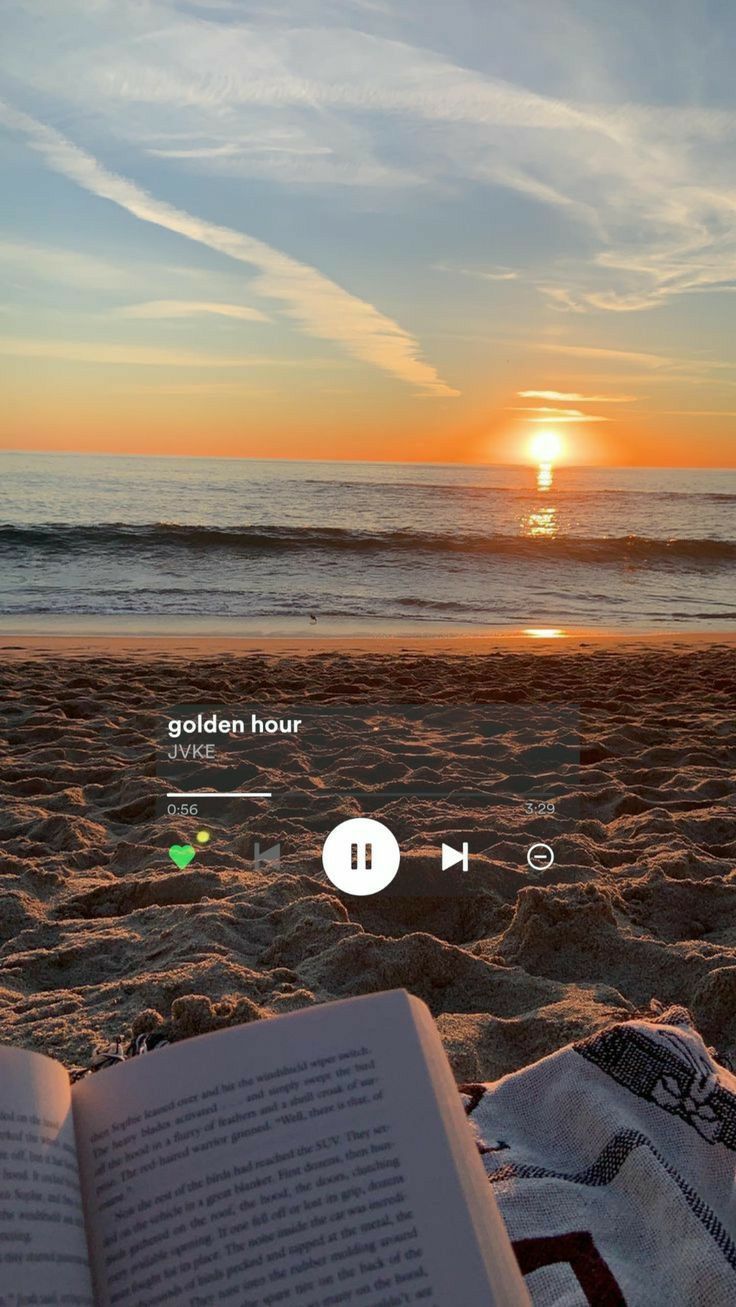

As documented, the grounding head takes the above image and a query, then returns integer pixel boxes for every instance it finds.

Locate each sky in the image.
[1,0,735,466]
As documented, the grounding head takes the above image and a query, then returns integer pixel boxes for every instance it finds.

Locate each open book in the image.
[0,989,530,1306]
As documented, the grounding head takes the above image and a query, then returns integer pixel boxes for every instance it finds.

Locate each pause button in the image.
[322,818,400,896]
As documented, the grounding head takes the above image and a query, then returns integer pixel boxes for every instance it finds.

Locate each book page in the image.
[409,998,531,1307]
[73,991,525,1306]
[0,1045,94,1307]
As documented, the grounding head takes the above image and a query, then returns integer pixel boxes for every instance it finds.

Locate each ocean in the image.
[1,452,734,633]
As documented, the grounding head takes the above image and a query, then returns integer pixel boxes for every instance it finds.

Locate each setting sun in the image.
[530,430,564,464]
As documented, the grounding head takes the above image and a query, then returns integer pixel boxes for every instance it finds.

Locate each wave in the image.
[296,478,736,502]
[318,481,736,500]
[1,522,734,567]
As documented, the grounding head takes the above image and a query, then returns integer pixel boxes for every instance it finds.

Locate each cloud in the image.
[145,135,417,188]
[90,17,731,318]
[43,22,607,131]
[0,238,134,290]
[535,342,679,370]
[0,99,456,397]
[508,405,610,423]
[29,9,735,320]
[117,299,271,322]
[146,143,332,159]
[116,382,276,395]
[534,341,736,379]
[518,390,636,402]
[5,1,736,367]
[147,144,255,159]
[538,287,588,314]
[435,263,518,282]
[656,410,736,418]
[0,337,324,368]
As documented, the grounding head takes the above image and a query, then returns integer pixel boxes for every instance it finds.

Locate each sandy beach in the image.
[1,635,735,1082]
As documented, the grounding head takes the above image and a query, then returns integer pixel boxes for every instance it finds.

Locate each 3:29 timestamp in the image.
[524,800,556,815]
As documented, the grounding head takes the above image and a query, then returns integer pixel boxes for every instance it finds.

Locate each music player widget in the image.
[158,704,578,896]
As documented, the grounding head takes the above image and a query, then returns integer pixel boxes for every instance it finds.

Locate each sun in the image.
[530,429,564,464]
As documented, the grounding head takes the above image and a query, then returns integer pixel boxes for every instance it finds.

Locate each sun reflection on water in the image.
[537,461,553,492]
[521,461,558,537]
[525,502,557,537]
[523,628,567,639]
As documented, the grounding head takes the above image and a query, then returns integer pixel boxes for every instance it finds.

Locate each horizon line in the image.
[0,448,734,473]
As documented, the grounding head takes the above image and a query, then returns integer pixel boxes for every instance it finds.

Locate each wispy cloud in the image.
[0,238,134,290]
[0,337,324,368]
[518,389,637,402]
[22,8,736,317]
[656,410,736,418]
[143,128,335,164]
[0,99,456,397]
[146,144,332,160]
[117,300,271,322]
[538,287,587,314]
[116,382,276,395]
[535,341,736,380]
[535,342,679,370]
[509,405,610,423]
[6,6,736,326]
[435,263,518,282]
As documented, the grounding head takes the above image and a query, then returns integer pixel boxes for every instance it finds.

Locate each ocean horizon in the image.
[1,451,734,634]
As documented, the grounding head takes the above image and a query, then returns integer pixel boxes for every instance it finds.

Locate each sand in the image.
[1,635,735,1082]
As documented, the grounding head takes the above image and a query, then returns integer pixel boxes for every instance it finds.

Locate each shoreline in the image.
[2,628,736,660]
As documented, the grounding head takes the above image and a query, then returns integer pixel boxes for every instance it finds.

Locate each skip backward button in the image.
[253,841,280,869]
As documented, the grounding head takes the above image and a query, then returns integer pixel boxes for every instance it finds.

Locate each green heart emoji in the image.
[168,843,196,869]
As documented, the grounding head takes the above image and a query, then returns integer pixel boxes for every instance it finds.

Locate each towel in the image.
[461,1009,736,1306]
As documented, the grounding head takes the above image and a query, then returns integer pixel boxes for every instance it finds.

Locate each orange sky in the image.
[3,355,734,466]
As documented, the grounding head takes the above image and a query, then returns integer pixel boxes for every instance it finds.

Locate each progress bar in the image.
[166,791,272,798]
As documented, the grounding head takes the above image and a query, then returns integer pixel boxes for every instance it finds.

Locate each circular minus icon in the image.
[322,818,400,896]
[526,842,555,872]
